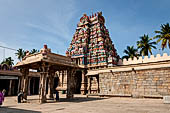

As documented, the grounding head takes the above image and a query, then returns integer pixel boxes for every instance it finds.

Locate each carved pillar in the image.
[40,72,47,103]
[62,70,64,87]
[57,71,61,87]
[96,75,99,93]
[81,70,87,95]
[17,76,21,93]
[67,68,75,99]
[63,71,67,90]
[20,68,29,100]
[11,80,15,95]
[8,80,13,96]
[20,76,24,92]
[28,77,31,95]
[48,70,55,99]
[88,76,91,94]
[39,63,49,103]
[32,78,35,94]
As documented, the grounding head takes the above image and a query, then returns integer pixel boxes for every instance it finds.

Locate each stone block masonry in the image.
[99,68,170,98]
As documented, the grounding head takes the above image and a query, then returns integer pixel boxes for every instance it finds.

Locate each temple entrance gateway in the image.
[15,45,79,103]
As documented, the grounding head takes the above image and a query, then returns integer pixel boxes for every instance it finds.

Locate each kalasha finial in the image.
[40,44,51,54]
[83,13,87,17]
[44,44,47,49]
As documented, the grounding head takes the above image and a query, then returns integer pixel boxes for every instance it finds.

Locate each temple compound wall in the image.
[88,53,170,98]
[99,68,170,98]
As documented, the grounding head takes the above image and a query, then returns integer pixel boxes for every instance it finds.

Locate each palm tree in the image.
[122,46,139,60]
[30,49,39,54]
[137,34,156,56]
[154,23,170,50]
[15,48,26,61]
[1,57,14,66]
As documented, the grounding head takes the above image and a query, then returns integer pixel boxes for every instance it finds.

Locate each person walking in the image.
[17,90,23,103]
[0,90,4,107]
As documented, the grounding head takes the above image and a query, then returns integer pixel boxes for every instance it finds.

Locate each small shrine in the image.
[66,12,119,68]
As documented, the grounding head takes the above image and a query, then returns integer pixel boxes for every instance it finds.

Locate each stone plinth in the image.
[163,96,170,104]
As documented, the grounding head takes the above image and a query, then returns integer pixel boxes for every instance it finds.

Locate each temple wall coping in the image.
[87,53,170,75]
[87,61,170,75]
[118,53,170,65]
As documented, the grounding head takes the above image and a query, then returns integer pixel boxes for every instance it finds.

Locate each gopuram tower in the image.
[66,12,118,68]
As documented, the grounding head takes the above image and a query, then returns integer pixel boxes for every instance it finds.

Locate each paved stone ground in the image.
[0,94,170,113]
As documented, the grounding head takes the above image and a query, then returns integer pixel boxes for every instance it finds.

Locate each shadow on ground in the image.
[27,96,108,104]
[54,97,108,103]
[0,106,41,113]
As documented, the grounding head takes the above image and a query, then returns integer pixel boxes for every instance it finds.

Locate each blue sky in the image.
[0,0,170,64]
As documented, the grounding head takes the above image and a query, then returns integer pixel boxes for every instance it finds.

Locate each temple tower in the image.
[66,12,118,68]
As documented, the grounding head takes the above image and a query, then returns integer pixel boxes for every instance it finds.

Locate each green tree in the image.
[15,48,26,61]
[30,49,39,54]
[154,23,170,50]
[1,57,14,66]
[122,46,139,60]
[137,34,156,56]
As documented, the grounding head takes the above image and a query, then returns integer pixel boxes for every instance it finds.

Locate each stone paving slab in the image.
[0,94,170,113]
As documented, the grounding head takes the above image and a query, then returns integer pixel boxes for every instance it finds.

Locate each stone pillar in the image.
[88,76,91,94]
[62,70,64,87]
[67,68,75,99]
[20,76,24,92]
[8,80,13,96]
[28,77,31,95]
[40,72,47,103]
[48,70,55,99]
[81,70,87,95]
[96,75,99,93]
[39,64,49,103]
[58,70,67,91]
[17,77,21,93]
[32,78,35,94]
[63,71,67,90]
[11,80,15,95]
[20,68,29,100]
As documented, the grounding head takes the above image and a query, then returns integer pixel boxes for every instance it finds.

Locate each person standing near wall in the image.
[56,90,59,101]
[0,90,4,107]
[2,89,6,96]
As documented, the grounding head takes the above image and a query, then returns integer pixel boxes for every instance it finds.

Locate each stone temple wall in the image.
[99,67,170,98]
[84,53,170,97]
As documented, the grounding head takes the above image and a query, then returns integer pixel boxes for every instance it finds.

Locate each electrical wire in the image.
[0,45,17,51]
